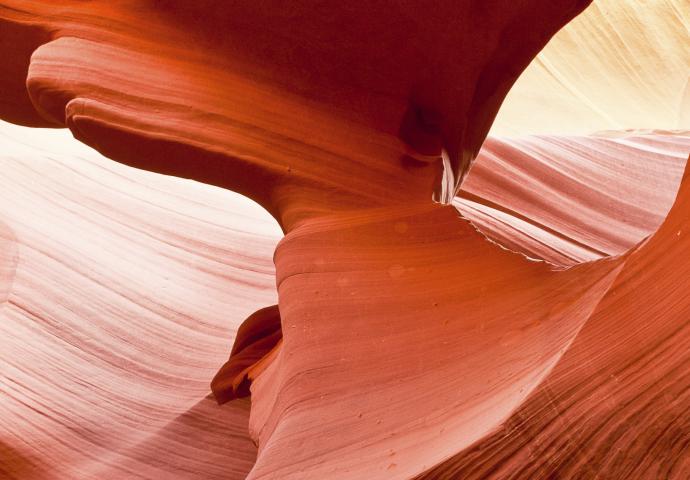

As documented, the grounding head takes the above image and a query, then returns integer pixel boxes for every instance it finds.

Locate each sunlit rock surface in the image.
[2,124,688,478]
[494,0,690,135]
[0,123,279,479]
[418,159,690,480]
[1,0,689,479]
[459,133,688,266]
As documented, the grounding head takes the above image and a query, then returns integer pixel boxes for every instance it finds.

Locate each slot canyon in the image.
[1,1,689,479]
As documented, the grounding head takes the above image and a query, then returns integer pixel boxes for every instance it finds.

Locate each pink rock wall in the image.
[1,1,689,479]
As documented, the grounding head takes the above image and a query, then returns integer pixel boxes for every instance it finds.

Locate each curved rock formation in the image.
[417,159,690,480]
[1,0,592,204]
[212,305,282,404]
[459,133,689,266]
[0,127,279,478]
[249,207,624,479]
[1,124,688,478]
[1,1,689,479]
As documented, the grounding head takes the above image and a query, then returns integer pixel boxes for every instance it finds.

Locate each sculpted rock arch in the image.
[1,1,689,479]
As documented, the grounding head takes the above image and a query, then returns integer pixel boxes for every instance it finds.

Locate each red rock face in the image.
[418,160,690,480]
[0,0,593,208]
[1,1,689,479]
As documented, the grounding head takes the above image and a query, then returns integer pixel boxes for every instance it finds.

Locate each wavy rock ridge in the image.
[418,158,690,480]
[1,1,689,479]
[0,132,282,478]
[2,126,688,478]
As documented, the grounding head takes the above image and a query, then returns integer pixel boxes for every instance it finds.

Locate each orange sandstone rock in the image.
[1,1,689,479]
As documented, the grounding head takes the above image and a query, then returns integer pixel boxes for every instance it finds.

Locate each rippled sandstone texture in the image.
[1,1,690,479]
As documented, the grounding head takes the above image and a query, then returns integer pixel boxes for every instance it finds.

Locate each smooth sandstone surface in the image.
[0,124,278,479]
[1,124,688,479]
[460,134,688,266]
[0,0,593,203]
[1,0,689,479]
[418,160,690,480]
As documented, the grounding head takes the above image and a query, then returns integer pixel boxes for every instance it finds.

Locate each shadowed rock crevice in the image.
[212,305,282,404]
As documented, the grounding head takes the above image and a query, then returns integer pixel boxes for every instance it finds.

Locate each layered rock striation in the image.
[1,1,689,479]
